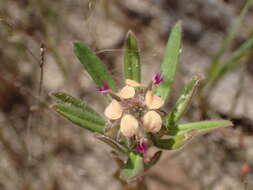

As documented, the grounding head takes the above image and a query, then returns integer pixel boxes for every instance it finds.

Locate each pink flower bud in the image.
[97,83,110,93]
[133,141,148,154]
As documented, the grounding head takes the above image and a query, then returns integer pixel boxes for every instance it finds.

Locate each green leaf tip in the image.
[95,134,129,153]
[155,21,182,101]
[73,42,117,92]
[124,31,141,83]
[166,120,233,136]
[166,76,201,126]
[120,152,144,181]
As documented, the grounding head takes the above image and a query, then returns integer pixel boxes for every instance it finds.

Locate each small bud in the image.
[133,141,148,154]
[120,114,139,137]
[145,91,164,109]
[152,72,163,85]
[117,85,135,99]
[143,111,162,133]
[104,99,122,120]
[97,83,110,93]
[126,79,142,87]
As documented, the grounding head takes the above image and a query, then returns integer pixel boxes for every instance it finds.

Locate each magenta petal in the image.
[152,72,164,85]
[97,83,110,93]
[133,142,148,154]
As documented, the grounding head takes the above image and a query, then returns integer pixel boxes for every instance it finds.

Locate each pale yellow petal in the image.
[120,114,139,137]
[125,79,142,87]
[104,99,122,120]
[145,91,164,109]
[143,111,162,133]
[117,85,135,99]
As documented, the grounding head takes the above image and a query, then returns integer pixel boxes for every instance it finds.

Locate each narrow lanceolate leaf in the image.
[74,42,117,92]
[124,31,141,82]
[154,131,195,150]
[120,152,144,181]
[155,22,182,101]
[52,105,106,134]
[166,76,201,126]
[95,134,129,153]
[52,92,100,117]
[166,120,233,136]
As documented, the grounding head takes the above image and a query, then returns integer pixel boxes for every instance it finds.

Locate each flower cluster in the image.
[101,74,164,154]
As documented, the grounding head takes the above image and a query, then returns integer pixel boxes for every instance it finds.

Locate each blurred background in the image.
[1,0,253,189]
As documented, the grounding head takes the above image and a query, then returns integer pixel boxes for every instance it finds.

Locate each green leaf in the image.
[52,104,106,134]
[206,0,253,86]
[165,120,233,136]
[95,134,129,153]
[74,42,117,92]
[120,152,144,180]
[52,92,100,116]
[154,132,195,150]
[144,151,162,170]
[155,21,182,101]
[124,31,141,82]
[166,76,200,126]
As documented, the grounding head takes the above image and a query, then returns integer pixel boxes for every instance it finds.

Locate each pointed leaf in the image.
[145,151,162,170]
[120,152,144,180]
[52,105,106,134]
[74,42,117,92]
[95,134,129,153]
[52,92,100,116]
[124,31,141,82]
[154,131,195,150]
[166,76,200,126]
[155,21,182,101]
[165,120,233,136]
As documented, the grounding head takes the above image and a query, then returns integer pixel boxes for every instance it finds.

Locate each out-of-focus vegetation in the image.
[1,0,253,189]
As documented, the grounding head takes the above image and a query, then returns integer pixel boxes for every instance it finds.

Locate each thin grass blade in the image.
[206,0,253,85]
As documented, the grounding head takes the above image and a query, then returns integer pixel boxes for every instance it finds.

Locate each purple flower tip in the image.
[97,83,110,93]
[133,141,148,154]
[152,73,164,85]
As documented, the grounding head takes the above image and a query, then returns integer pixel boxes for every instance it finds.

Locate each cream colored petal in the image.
[125,79,142,87]
[120,114,139,137]
[104,99,122,120]
[145,91,164,109]
[143,111,162,133]
[117,85,135,99]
